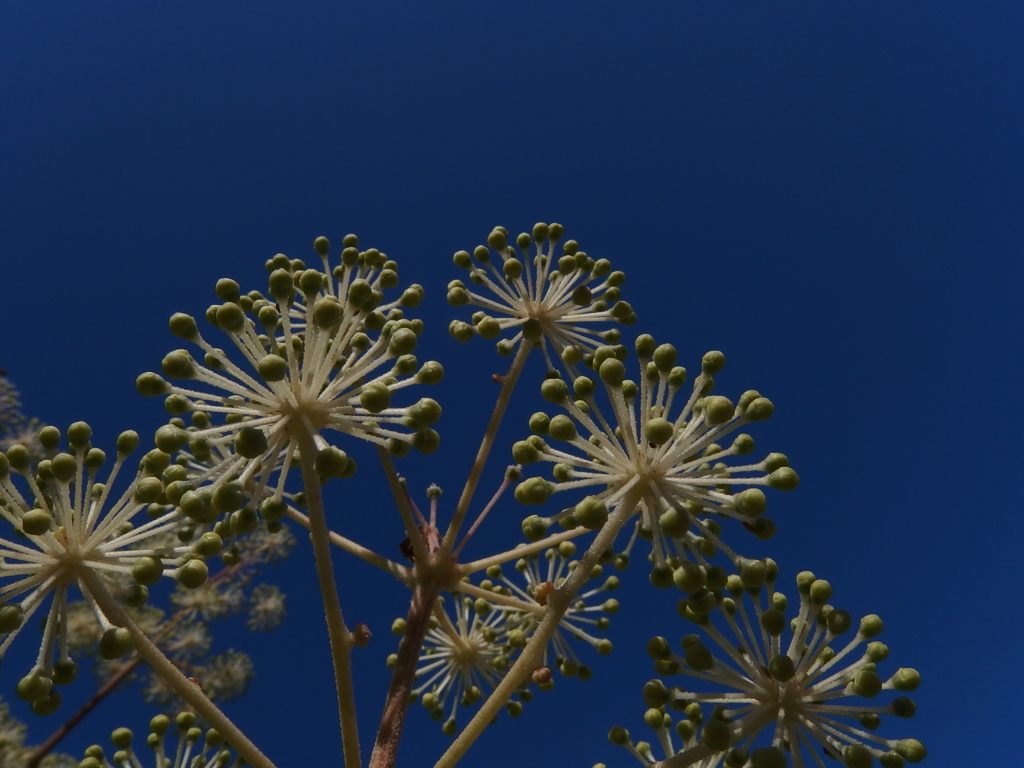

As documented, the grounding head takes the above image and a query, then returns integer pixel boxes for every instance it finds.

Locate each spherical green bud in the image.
[389,328,418,356]
[415,361,444,385]
[890,668,921,692]
[684,643,714,671]
[768,467,799,491]
[359,382,391,414]
[642,417,674,446]
[607,726,630,747]
[31,689,61,716]
[22,509,53,535]
[673,562,706,594]
[110,727,133,749]
[548,414,577,441]
[599,358,626,385]
[701,351,726,375]
[634,334,656,358]
[646,635,672,660]
[228,426,267,460]
[521,515,548,541]
[745,397,774,421]
[524,413,550,438]
[765,654,794,682]
[132,556,164,586]
[136,372,171,397]
[809,579,832,605]
[648,344,677,374]
[252,353,288,383]
[642,679,672,708]
[99,628,133,659]
[211,482,245,513]
[16,672,52,702]
[194,532,223,558]
[573,496,608,530]
[732,488,766,518]
[113,430,139,457]
[739,559,768,589]
[154,425,188,454]
[703,396,735,426]
[51,658,78,686]
[894,740,926,763]
[654,507,686,539]
[760,607,786,636]
[891,696,916,718]
[178,559,209,589]
[540,378,569,403]
[852,668,883,698]
[859,614,884,638]
[701,718,732,751]
[0,603,25,633]
[412,429,440,455]
[596,639,613,655]
[513,441,545,467]
[168,312,200,341]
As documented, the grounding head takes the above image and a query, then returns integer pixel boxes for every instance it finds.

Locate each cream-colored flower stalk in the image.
[447,223,633,372]
[619,563,926,768]
[78,712,234,768]
[513,336,798,575]
[0,424,203,716]
[481,541,618,679]
[136,235,444,520]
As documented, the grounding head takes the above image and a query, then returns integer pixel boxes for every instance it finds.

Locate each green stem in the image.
[439,342,531,558]
[79,569,277,768]
[433,488,643,768]
[295,426,362,768]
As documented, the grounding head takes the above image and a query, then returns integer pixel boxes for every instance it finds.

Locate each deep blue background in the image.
[2,2,1021,766]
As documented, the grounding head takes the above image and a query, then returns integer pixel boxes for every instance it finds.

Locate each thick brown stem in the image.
[26,656,143,767]
[368,582,441,768]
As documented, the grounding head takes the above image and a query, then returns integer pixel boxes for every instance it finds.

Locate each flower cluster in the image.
[136,235,444,521]
[606,564,925,767]
[514,336,798,574]
[481,541,619,678]
[0,423,206,715]
[447,224,632,371]
[405,594,525,735]
[78,712,235,768]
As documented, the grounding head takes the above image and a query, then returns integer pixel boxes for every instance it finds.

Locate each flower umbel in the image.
[625,564,925,767]
[0,424,199,715]
[480,541,618,679]
[515,337,798,572]
[137,235,443,518]
[448,224,632,371]
[78,712,235,768]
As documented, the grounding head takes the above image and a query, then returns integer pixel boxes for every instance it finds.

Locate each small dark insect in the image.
[187,676,203,690]
[492,373,504,383]
[399,537,415,561]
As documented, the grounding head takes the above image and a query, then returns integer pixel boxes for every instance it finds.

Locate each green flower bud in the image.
[16,672,52,702]
[760,608,786,636]
[412,429,440,455]
[169,312,199,341]
[733,488,767,517]
[154,425,189,454]
[827,609,852,635]
[599,358,626,385]
[809,579,832,605]
[548,415,577,441]
[646,636,672,660]
[684,643,714,671]
[359,382,391,413]
[742,397,773,423]
[889,668,921,692]
[767,654,795,682]
[859,614,884,638]
[132,556,164,586]
[703,396,735,426]
[521,515,549,541]
[99,628,133,659]
[891,696,916,718]
[739,559,768,589]
[416,361,444,384]
[701,718,732,751]
[22,509,53,535]
[540,378,569,403]
[894,740,926,763]
[768,467,799,491]
[178,559,209,589]
[644,417,674,445]
[574,496,608,529]
[136,372,171,397]
[389,328,418,356]
[852,669,883,698]
[233,426,268,459]
[700,351,725,375]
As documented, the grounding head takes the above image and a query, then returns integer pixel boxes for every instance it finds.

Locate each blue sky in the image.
[1,2,1022,766]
